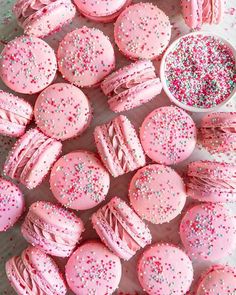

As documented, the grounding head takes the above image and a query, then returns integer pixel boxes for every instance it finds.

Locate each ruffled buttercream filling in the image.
[202,0,213,23]
[0,109,29,126]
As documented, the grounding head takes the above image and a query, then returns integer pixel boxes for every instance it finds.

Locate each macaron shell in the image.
[34,83,92,140]
[181,0,202,28]
[140,106,197,165]
[57,27,115,87]
[180,203,236,261]
[137,243,193,295]
[65,241,122,295]
[50,150,110,210]
[114,3,171,60]
[196,265,236,294]
[0,178,24,232]
[212,0,224,24]
[22,0,76,38]
[129,164,187,224]
[0,36,57,94]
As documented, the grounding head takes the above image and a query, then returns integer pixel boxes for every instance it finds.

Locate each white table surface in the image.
[0,0,236,294]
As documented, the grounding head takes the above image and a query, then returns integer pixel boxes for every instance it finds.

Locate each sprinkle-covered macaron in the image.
[92,196,152,260]
[200,112,236,153]
[50,150,110,210]
[0,90,33,138]
[34,83,92,141]
[73,0,131,23]
[187,161,236,203]
[114,3,171,60]
[196,264,236,295]
[57,26,115,87]
[138,243,193,295]
[129,164,187,224]
[180,203,236,261]
[0,35,57,94]
[0,178,24,232]
[140,106,197,165]
[65,241,122,295]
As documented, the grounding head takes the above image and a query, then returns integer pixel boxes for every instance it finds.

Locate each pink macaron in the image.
[21,201,84,257]
[200,112,236,153]
[92,196,152,260]
[65,241,122,295]
[114,3,171,60]
[129,164,187,224]
[4,128,62,189]
[140,106,197,165]
[13,0,76,38]
[34,83,92,141]
[196,264,236,294]
[0,35,57,94]
[50,150,110,210]
[187,160,236,203]
[0,90,33,137]
[6,246,67,295]
[137,243,193,295]
[180,203,236,261]
[0,178,24,232]
[57,26,115,88]
[181,0,224,29]
[74,0,131,23]
[101,60,163,113]
[94,115,146,178]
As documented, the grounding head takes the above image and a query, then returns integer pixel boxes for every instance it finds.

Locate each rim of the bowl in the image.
[160,31,236,113]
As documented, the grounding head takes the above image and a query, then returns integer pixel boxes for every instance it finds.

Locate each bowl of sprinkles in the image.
[160,32,236,112]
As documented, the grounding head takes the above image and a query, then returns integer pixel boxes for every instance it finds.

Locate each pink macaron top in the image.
[57,26,115,88]
[34,83,92,141]
[65,241,122,295]
[140,106,197,165]
[187,160,236,203]
[101,60,162,112]
[137,243,193,295]
[50,150,110,210]
[180,203,236,261]
[200,112,236,153]
[74,0,131,22]
[0,90,33,137]
[196,264,236,295]
[92,196,152,260]
[6,246,67,295]
[4,128,62,189]
[0,178,24,232]
[114,3,171,60]
[0,36,57,94]
[129,164,187,224]
[13,0,76,38]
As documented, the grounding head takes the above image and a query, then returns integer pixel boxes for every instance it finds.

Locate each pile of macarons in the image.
[0,0,236,294]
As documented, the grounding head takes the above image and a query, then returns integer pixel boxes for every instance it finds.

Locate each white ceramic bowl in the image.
[160,31,236,112]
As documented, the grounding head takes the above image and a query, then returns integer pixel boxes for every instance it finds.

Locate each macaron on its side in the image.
[140,106,197,165]
[137,243,193,295]
[4,128,62,189]
[196,264,236,294]
[34,83,92,141]
[21,201,84,257]
[6,246,67,295]
[0,90,33,137]
[74,0,131,23]
[181,0,203,28]
[50,150,110,210]
[57,26,115,87]
[187,161,236,203]
[212,0,224,24]
[92,197,152,260]
[0,178,24,232]
[65,241,122,295]
[114,3,171,60]
[94,115,146,177]
[129,164,187,224]
[0,36,57,94]
[180,203,236,261]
